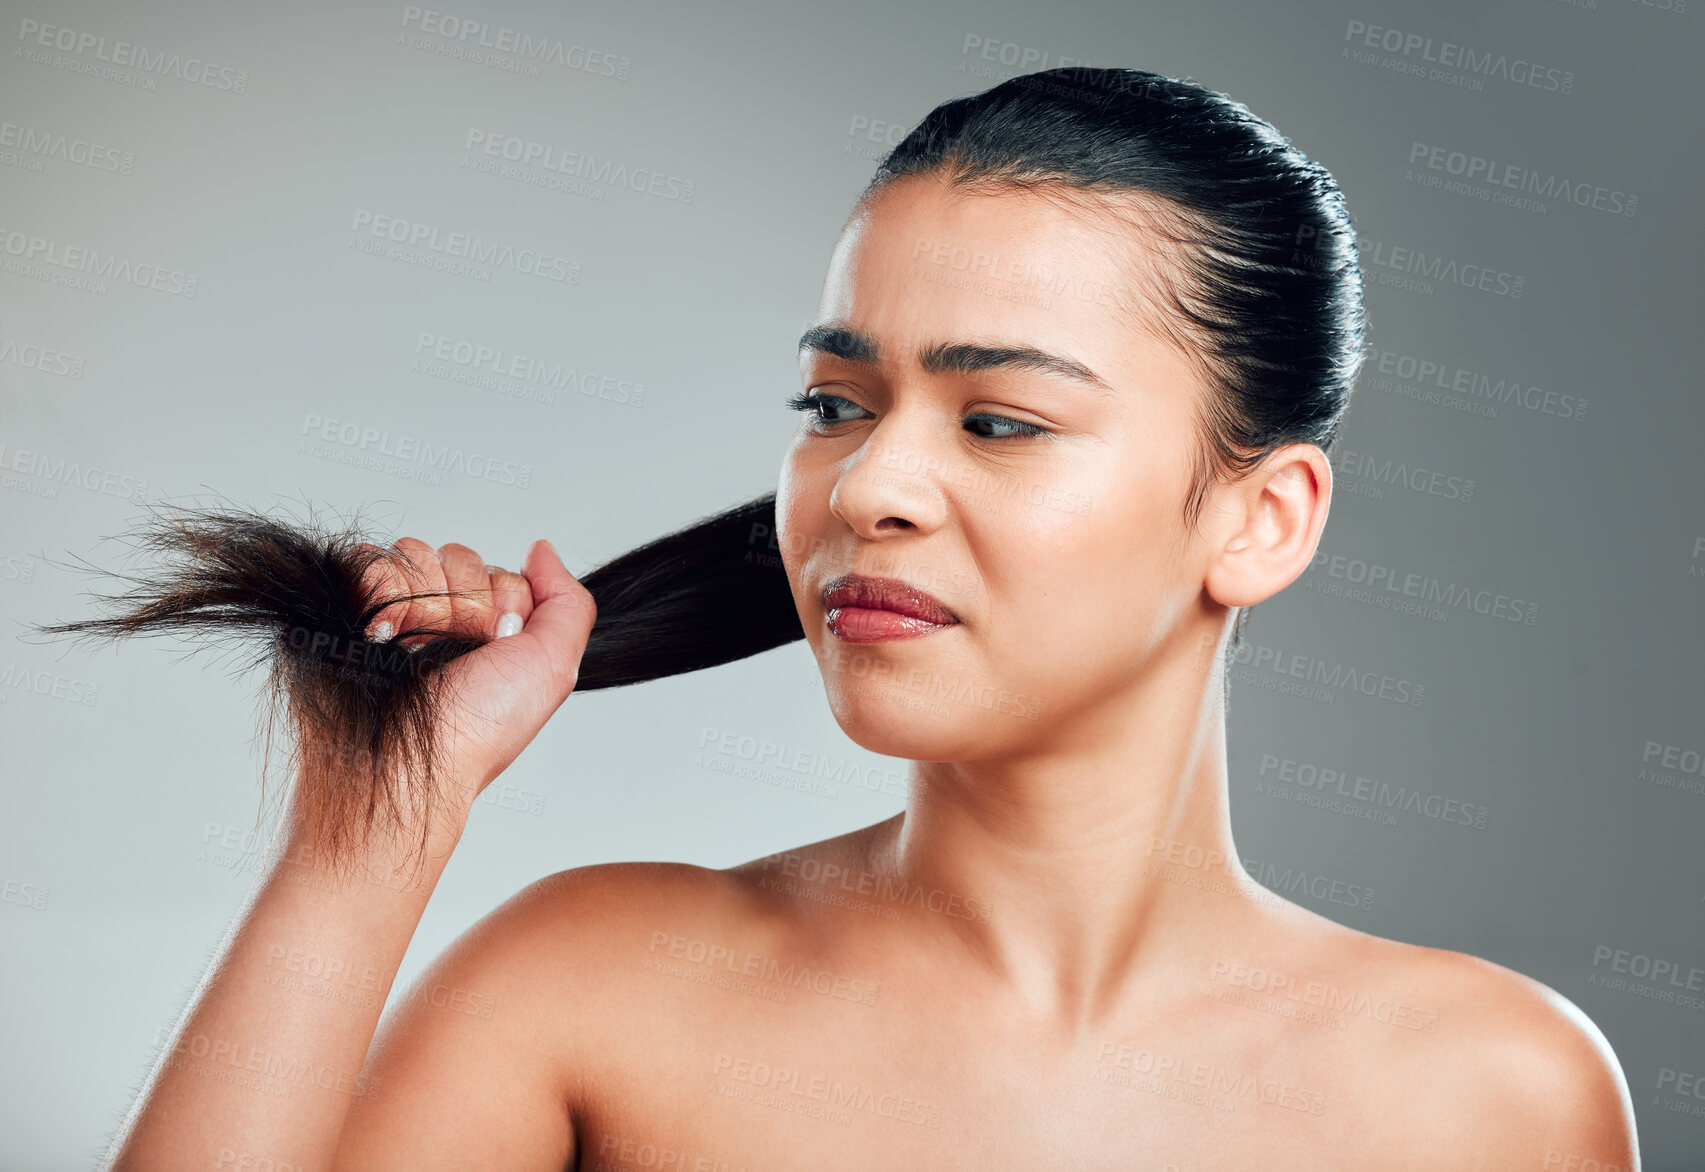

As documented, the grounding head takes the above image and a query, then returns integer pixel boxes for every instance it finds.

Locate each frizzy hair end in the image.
[28,493,805,873]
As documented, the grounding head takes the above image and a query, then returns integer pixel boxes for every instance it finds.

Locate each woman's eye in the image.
[785,392,1050,441]
[784,391,868,427]
[963,413,1049,440]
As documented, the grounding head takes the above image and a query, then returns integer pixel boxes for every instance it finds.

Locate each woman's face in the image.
[777,173,1228,762]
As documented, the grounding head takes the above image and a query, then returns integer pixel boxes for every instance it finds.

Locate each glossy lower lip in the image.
[826,607,956,643]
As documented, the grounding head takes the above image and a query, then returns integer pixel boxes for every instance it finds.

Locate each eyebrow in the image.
[797,323,1114,395]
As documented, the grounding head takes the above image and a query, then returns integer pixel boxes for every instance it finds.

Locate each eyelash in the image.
[784,391,1051,441]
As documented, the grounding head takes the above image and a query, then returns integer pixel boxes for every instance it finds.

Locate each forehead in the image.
[815,175,1195,387]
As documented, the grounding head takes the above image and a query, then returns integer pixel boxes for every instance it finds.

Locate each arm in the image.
[103,537,597,1170]
[109,811,473,1170]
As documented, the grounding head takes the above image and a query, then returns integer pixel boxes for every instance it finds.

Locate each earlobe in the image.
[1202,446,1330,609]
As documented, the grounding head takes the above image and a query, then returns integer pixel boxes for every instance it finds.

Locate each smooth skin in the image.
[105,174,1640,1172]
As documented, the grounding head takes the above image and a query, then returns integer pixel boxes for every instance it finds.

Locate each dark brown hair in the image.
[31,494,799,873]
[863,67,1366,668]
[34,67,1365,869]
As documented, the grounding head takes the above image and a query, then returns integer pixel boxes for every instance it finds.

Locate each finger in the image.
[355,542,410,643]
[513,539,597,686]
[484,564,534,631]
[390,536,449,644]
[437,542,495,639]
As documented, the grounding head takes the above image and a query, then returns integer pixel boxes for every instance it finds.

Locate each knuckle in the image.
[392,537,436,580]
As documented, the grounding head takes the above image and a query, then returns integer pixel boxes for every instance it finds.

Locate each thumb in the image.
[514,539,598,690]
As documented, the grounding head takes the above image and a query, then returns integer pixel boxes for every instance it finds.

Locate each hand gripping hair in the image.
[30,493,804,873]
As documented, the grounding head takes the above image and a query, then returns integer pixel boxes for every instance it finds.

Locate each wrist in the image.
[276,796,467,898]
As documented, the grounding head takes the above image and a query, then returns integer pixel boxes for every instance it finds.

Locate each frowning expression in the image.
[777,173,1223,761]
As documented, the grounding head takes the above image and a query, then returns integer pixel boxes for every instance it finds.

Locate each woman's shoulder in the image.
[481,820,893,964]
[1302,916,1639,1165]
[492,858,785,959]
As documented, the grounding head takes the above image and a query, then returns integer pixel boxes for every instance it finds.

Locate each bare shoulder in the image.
[476,857,789,980]
[506,815,897,940]
[338,859,799,1167]
[375,860,769,1042]
[1325,926,1641,1170]
[455,816,898,997]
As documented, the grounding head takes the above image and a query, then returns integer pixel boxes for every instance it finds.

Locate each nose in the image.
[828,414,950,540]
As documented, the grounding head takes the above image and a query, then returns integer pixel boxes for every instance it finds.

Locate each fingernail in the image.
[495,612,524,638]
[370,620,395,644]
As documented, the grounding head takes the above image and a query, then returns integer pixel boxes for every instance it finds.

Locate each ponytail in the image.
[30,495,803,870]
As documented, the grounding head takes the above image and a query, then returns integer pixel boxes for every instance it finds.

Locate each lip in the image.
[822,573,960,642]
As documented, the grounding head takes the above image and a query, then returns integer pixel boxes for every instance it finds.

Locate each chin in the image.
[820,676,1027,764]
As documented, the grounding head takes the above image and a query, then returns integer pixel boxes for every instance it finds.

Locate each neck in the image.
[874,630,1263,1027]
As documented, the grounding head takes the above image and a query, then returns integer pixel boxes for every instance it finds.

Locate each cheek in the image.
[974,486,1177,671]
[777,441,816,530]
[776,449,835,604]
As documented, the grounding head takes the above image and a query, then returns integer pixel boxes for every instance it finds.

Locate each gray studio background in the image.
[2,0,1700,1167]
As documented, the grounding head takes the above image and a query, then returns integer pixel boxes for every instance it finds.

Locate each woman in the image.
[98,68,1639,1170]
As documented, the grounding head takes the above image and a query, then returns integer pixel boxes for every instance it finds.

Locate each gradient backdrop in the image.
[1,0,1700,1167]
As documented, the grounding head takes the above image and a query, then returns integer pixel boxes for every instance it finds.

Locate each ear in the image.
[1201,444,1332,608]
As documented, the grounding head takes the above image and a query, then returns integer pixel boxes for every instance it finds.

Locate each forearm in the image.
[105,809,467,1172]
